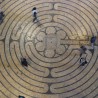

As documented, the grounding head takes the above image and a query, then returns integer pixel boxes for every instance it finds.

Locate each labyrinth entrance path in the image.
[0,0,98,98]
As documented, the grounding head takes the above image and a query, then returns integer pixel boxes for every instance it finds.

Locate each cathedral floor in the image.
[0,0,98,98]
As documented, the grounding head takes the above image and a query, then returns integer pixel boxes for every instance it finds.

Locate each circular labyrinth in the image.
[0,0,98,98]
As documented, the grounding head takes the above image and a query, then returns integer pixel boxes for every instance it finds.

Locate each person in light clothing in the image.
[80,45,87,57]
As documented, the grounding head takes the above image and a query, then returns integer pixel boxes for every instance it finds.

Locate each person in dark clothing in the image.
[18,95,25,98]
[80,45,87,57]
[0,11,5,24]
[80,57,88,66]
[21,58,28,67]
[32,7,37,22]
[0,12,5,17]
[90,36,96,49]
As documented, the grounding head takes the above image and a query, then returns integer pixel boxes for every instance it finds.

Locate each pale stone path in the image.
[0,0,98,98]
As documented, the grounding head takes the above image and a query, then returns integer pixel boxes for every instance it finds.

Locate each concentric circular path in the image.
[0,0,98,98]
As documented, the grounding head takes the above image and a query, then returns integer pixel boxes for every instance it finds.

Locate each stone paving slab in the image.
[0,0,98,98]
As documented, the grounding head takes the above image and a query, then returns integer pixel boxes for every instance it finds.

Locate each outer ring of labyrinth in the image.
[0,0,98,98]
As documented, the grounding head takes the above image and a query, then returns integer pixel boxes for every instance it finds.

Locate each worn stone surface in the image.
[0,0,98,98]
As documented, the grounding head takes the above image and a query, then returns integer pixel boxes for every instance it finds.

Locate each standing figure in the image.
[80,45,87,57]
[21,58,28,67]
[0,9,5,24]
[80,57,87,66]
[32,7,37,22]
[90,36,96,49]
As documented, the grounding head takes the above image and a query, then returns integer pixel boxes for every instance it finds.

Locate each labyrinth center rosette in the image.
[0,0,98,98]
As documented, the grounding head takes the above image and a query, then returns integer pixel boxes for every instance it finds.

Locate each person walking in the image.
[80,57,87,66]
[80,45,87,57]
[90,36,96,49]
[0,8,5,24]
[32,7,37,22]
[21,58,28,68]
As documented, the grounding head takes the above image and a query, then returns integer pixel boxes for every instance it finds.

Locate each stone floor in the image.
[0,0,98,98]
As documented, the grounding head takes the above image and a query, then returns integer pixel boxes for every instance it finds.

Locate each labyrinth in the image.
[0,0,98,98]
